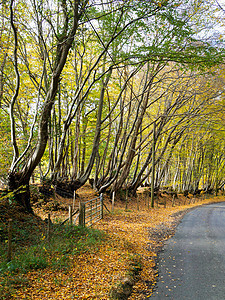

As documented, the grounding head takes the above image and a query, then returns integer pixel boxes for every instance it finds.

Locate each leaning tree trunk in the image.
[8,173,32,213]
[72,67,112,190]
[8,0,84,212]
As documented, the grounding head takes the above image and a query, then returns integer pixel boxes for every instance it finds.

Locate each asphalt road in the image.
[150,202,225,300]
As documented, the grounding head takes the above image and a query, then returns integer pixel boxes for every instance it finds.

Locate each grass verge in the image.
[0,215,105,299]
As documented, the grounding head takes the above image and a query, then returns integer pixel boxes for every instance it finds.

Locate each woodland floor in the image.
[0,185,225,300]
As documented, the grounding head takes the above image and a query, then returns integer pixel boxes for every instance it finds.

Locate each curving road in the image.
[150,202,225,300]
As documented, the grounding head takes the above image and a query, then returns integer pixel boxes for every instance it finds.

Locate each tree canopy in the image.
[0,0,224,211]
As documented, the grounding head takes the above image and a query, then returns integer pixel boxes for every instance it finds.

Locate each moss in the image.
[109,254,142,299]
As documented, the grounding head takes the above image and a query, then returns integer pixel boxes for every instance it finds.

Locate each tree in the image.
[8,0,88,212]
[3,0,225,212]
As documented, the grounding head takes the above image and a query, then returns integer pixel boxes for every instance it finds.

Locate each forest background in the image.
[0,0,225,211]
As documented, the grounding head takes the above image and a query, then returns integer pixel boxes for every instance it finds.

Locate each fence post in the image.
[112,191,115,212]
[7,219,12,262]
[73,191,76,211]
[83,203,86,227]
[53,186,56,202]
[100,193,103,219]
[125,188,128,211]
[69,205,72,225]
[90,200,93,225]
[79,201,85,227]
[172,194,175,207]
[47,213,51,244]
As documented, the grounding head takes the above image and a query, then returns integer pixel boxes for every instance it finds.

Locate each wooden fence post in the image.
[53,187,56,202]
[83,203,86,227]
[112,191,115,212]
[7,219,12,262]
[47,213,51,244]
[125,188,128,211]
[172,194,175,207]
[79,202,85,227]
[90,200,93,225]
[73,191,76,211]
[100,193,103,219]
[69,205,72,225]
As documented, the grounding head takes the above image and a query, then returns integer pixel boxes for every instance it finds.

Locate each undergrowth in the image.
[0,219,105,299]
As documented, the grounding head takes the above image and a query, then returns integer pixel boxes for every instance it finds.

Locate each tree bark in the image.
[8,0,85,211]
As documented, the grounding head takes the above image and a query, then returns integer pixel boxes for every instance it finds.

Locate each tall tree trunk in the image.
[72,68,112,190]
[8,0,85,211]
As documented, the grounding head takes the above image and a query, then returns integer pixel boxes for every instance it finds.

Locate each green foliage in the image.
[1,0,225,202]
[0,250,48,274]
[46,225,105,271]
[0,218,105,299]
